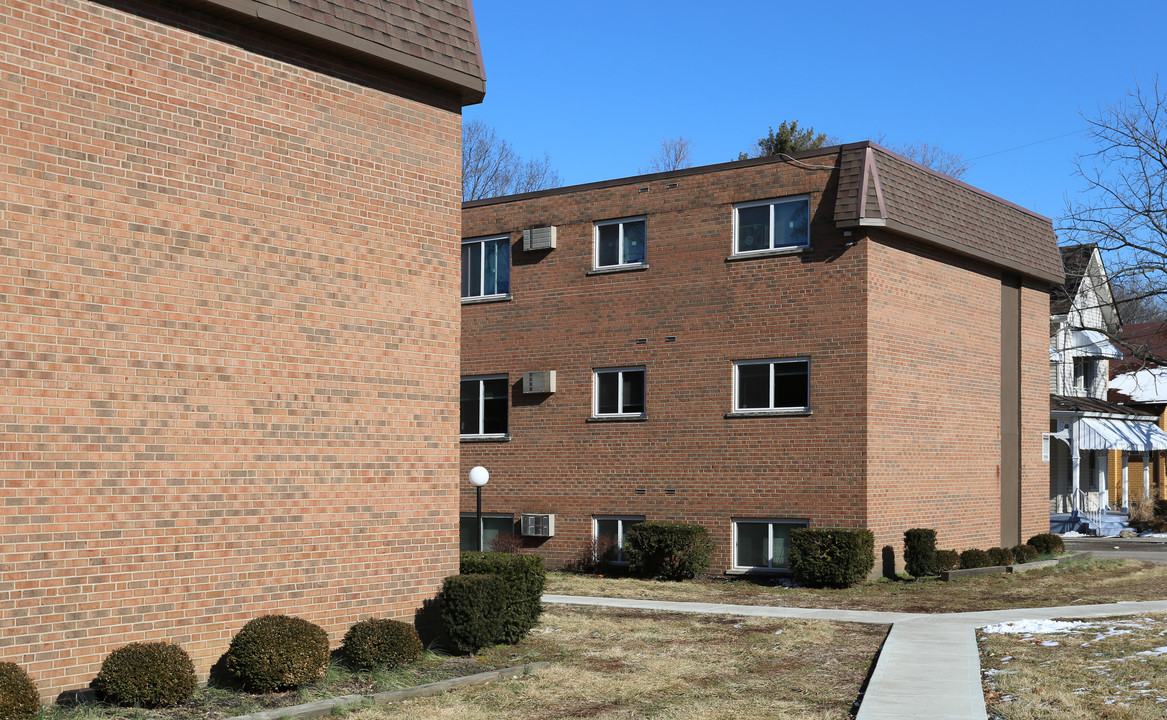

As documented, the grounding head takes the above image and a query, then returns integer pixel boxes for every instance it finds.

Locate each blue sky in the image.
[465,1,1165,224]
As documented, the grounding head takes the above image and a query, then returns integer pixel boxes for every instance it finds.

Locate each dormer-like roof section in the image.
[834,142,1064,284]
[1050,244,1096,315]
[178,0,485,104]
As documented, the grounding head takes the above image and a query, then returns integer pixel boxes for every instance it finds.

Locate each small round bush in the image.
[959,548,992,569]
[1011,544,1038,564]
[342,619,422,669]
[91,642,196,708]
[624,522,715,581]
[1026,533,1065,556]
[903,528,939,577]
[223,615,330,692]
[935,549,961,572]
[0,662,40,720]
[987,547,1013,567]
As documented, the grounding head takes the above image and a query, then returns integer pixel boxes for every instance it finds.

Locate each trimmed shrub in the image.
[342,619,422,670]
[959,548,992,569]
[903,528,939,577]
[460,552,545,644]
[935,549,961,572]
[1011,544,1038,564]
[222,615,330,692]
[439,573,507,653]
[623,522,715,581]
[987,547,1013,567]
[91,642,196,708]
[789,528,875,588]
[1026,533,1065,556]
[0,663,39,720]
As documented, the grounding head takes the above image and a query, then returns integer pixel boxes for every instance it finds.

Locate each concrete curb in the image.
[226,662,550,720]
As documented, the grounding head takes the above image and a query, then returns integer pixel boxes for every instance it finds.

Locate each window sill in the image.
[725,567,792,576]
[460,434,511,443]
[461,294,512,306]
[587,264,649,276]
[724,409,812,418]
[587,415,648,423]
[725,246,808,262]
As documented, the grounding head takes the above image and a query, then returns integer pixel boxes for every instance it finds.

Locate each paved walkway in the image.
[543,594,1167,720]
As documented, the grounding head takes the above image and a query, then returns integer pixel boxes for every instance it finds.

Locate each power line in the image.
[967,127,1090,162]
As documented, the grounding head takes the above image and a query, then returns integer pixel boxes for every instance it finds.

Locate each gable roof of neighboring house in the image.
[177,0,485,104]
[1051,394,1153,417]
[1050,243,1096,315]
[1049,243,1120,333]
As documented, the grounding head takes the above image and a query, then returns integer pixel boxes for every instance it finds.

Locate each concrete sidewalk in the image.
[543,594,1167,720]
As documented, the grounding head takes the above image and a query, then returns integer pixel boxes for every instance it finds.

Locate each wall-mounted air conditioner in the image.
[521,513,556,537]
[522,370,556,394]
[523,226,557,251]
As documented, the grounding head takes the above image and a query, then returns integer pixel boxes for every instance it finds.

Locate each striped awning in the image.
[1076,417,1167,452]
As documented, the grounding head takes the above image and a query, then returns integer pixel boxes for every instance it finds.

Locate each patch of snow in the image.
[1040,641,1061,646]
[1060,531,1089,537]
[1136,646,1167,657]
[1140,532,1167,538]
[982,619,1087,635]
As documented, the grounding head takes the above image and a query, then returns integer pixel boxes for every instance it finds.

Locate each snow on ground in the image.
[1059,530,1089,537]
[981,619,1087,634]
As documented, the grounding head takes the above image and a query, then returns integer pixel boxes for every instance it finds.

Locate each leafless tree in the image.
[462,119,562,201]
[1112,274,1167,325]
[869,134,971,179]
[641,136,693,174]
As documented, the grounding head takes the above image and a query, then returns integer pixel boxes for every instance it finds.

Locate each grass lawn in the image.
[978,613,1167,719]
[544,557,1167,613]
[349,605,885,720]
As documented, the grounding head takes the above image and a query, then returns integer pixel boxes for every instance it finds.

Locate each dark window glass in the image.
[597,224,620,267]
[736,205,770,253]
[622,220,646,264]
[774,199,809,247]
[772,362,809,409]
[459,379,479,434]
[462,238,508,298]
[481,378,508,434]
[735,522,768,568]
[597,372,619,414]
[737,364,770,409]
[622,371,645,414]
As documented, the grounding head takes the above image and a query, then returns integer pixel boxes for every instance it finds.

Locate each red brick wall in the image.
[1021,281,1051,540]
[0,0,462,698]
[461,161,870,572]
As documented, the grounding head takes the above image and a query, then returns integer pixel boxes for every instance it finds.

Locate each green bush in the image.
[1011,544,1038,564]
[91,642,196,708]
[459,552,545,644]
[987,547,1013,567]
[903,528,938,577]
[222,615,331,692]
[959,548,992,569]
[1026,533,1065,556]
[623,522,715,581]
[789,528,874,588]
[439,573,507,653]
[0,663,39,720]
[935,549,961,572]
[342,618,422,669]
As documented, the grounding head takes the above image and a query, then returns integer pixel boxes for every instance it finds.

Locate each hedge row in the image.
[905,529,1063,576]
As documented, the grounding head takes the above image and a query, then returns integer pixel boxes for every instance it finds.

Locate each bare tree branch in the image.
[641,136,693,174]
[462,120,562,201]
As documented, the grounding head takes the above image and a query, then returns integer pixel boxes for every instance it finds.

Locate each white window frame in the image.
[461,235,510,300]
[733,358,810,413]
[593,216,647,269]
[593,366,647,417]
[460,513,514,552]
[593,516,645,564]
[460,374,509,438]
[732,195,811,255]
[731,518,808,571]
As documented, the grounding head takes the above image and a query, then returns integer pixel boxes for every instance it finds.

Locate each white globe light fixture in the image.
[468,466,490,551]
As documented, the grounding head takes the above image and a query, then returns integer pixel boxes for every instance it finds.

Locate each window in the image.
[1073,357,1097,394]
[734,359,809,412]
[460,375,508,437]
[460,514,514,552]
[594,516,644,563]
[462,236,510,299]
[733,196,810,254]
[733,519,807,570]
[594,367,646,417]
[594,217,646,269]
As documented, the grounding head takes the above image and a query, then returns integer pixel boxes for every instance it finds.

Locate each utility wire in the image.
[967,128,1089,162]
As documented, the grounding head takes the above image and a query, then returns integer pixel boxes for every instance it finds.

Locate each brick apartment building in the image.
[1,0,482,698]
[460,143,1063,574]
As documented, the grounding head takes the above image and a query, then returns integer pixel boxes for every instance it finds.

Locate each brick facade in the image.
[461,148,1056,574]
[1,0,474,698]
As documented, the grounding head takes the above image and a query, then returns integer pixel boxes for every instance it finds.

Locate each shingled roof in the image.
[1050,244,1096,315]
[177,0,485,104]
[834,142,1064,283]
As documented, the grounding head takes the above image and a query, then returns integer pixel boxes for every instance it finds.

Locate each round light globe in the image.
[468,466,490,487]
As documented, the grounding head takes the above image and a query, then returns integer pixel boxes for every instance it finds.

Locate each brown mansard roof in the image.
[177,0,485,104]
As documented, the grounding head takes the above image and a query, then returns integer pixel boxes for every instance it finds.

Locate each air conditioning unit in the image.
[521,514,556,537]
[522,370,556,394]
[522,226,557,251]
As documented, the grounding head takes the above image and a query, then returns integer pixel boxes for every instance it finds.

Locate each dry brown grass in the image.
[351,605,886,720]
[545,557,1167,613]
[979,613,1167,719]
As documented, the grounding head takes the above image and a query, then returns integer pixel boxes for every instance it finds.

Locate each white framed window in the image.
[594,516,645,563]
[459,513,514,552]
[594,367,646,417]
[734,358,809,412]
[594,217,647,269]
[732,519,807,570]
[461,235,510,299]
[460,375,508,437]
[733,196,810,255]
[1072,356,1098,395]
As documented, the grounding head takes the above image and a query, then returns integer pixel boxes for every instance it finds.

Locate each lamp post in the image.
[469,466,490,552]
